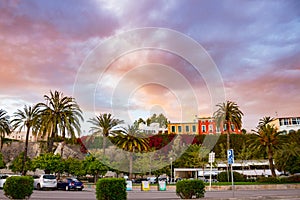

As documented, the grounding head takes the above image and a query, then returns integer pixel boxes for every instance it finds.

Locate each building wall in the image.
[168,117,241,135]
[269,117,300,134]
[168,122,198,134]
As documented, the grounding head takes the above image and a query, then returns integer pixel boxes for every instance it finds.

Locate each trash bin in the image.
[141,181,150,191]
[158,180,166,191]
[126,180,132,191]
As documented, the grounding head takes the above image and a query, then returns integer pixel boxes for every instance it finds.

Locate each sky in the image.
[0,0,299,134]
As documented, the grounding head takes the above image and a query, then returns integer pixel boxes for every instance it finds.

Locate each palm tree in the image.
[0,109,11,150]
[257,116,274,129]
[37,90,83,153]
[251,124,281,177]
[111,124,149,179]
[11,105,39,175]
[88,113,123,155]
[213,101,243,150]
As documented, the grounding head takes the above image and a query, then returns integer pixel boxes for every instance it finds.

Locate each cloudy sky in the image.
[0,0,299,133]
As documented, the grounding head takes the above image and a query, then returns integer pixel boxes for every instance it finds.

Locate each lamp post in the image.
[170,157,173,184]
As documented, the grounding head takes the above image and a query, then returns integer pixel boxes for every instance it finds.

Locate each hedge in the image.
[217,171,245,182]
[176,179,205,199]
[96,178,127,200]
[4,176,34,199]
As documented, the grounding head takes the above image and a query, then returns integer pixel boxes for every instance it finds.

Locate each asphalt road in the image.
[0,189,300,200]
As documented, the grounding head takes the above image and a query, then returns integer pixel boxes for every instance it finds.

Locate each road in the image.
[0,189,300,199]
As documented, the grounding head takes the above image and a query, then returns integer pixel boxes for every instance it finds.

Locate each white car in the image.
[0,174,9,188]
[34,174,57,190]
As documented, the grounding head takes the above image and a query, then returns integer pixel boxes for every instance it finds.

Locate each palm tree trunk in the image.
[103,136,106,155]
[226,122,230,182]
[129,152,133,180]
[268,146,276,177]
[22,127,30,175]
[48,132,55,153]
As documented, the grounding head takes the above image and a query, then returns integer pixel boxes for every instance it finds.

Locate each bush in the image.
[96,178,127,200]
[257,176,280,183]
[217,171,245,182]
[176,179,205,199]
[4,176,34,199]
[279,175,300,183]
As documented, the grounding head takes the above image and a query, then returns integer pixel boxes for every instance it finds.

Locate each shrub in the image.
[4,176,34,199]
[257,176,280,183]
[217,171,245,182]
[176,179,205,199]
[96,178,127,200]
[279,175,300,183]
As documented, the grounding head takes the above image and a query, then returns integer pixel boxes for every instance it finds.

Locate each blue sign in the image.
[227,149,234,164]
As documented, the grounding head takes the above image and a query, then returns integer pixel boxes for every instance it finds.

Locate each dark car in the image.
[57,178,84,191]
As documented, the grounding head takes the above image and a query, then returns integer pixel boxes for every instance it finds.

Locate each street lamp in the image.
[170,157,173,184]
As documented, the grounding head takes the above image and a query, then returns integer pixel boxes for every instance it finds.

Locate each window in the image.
[292,118,297,125]
[231,124,235,131]
[224,124,227,131]
[171,126,176,133]
[280,119,284,126]
[178,126,182,133]
[209,125,213,133]
[216,126,220,133]
[192,125,196,133]
[202,125,206,132]
[284,118,289,125]
[185,126,190,133]
[297,118,300,125]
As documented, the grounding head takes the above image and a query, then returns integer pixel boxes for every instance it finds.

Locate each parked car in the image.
[0,174,21,189]
[34,174,57,190]
[0,174,9,189]
[147,177,157,184]
[132,178,148,184]
[57,178,84,191]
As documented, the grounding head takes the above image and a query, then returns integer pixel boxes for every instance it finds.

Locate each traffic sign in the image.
[227,149,234,164]
[209,152,215,163]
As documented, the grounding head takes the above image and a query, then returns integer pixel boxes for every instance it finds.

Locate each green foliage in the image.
[64,157,85,177]
[96,178,127,200]
[83,155,109,183]
[0,153,6,169]
[217,171,245,182]
[9,152,32,173]
[256,176,280,183]
[176,179,205,199]
[4,176,34,199]
[32,153,64,174]
[279,175,300,183]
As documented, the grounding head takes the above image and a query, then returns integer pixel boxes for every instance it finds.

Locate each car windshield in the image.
[44,175,56,179]
[70,178,79,182]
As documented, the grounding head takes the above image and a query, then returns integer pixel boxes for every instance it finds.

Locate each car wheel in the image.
[37,184,41,190]
[78,188,82,191]
[65,186,69,191]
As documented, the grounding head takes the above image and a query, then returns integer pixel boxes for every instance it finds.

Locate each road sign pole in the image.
[208,152,215,191]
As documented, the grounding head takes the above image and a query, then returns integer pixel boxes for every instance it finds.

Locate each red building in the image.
[198,117,241,135]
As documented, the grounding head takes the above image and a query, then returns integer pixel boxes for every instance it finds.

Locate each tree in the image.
[88,113,123,155]
[64,157,85,177]
[257,116,274,129]
[213,101,243,150]
[82,155,108,183]
[0,153,6,169]
[11,105,39,175]
[274,131,300,174]
[0,109,11,150]
[32,153,64,174]
[250,123,282,177]
[9,152,32,174]
[111,124,149,179]
[37,90,83,153]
